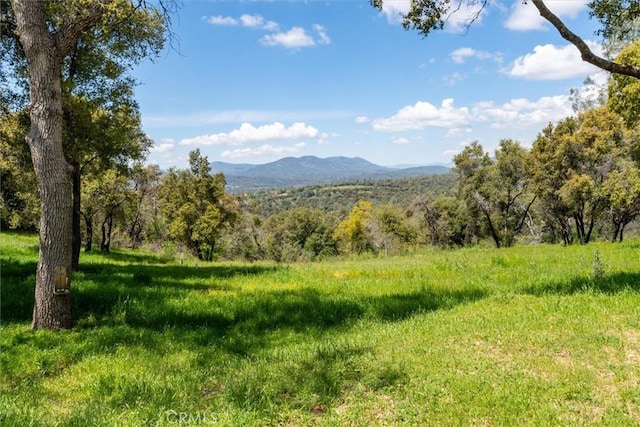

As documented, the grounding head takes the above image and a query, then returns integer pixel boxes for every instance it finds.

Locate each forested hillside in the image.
[248,174,458,217]
[211,156,451,192]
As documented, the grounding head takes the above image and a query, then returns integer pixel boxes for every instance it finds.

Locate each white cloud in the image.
[206,13,327,50]
[318,133,329,145]
[150,140,175,154]
[206,13,278,30]
[260,25,330,49]
[370,94,574,136]
[392,137,411,145]
[355,116,370,124]
[450,47,476,64]
[450,47,502,64]
[378,0,486,32]
[313,24,331,45]
[372,99,471,131]
[571,71,610,108]
[206,15,238,26]
[379,0,411,24]
[222,143,305,159]
[445,127,472,137]
[318,132,340,145]
[180,122,319,146]
[505,42,602,80]
[471,95,573,128]
[443,71,465,86]
[240,14,279,31]
[260,27,316,49]
[505,0,588,31]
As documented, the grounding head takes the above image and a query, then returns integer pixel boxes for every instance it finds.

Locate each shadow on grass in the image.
[1,251,489,358]
[71,283,488,356]
[3,246,639,416]
[1,251,481,410]
[90,249,172,265]
[4,249,638,328]
[522,271,640,296]
[0,256,280,323]
[1,258,38,322]
[5,252,638,332]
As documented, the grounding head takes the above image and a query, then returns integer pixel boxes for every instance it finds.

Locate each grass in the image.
[1,230,639,426]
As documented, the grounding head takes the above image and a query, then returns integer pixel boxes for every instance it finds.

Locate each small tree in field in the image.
[333,200,375,255]
[159,150,240,261]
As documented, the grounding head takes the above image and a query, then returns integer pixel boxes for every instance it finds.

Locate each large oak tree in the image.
[7,0,170,329]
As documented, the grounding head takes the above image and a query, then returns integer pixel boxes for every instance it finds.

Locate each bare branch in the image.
[443,0,489,35]
[531,0,640,79]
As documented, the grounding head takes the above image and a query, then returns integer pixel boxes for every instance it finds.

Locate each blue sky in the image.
[133,0,608,168]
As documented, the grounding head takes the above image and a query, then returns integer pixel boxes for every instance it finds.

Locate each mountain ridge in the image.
[210,155,451,192]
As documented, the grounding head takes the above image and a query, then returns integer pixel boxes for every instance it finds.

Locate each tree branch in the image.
[54,1,112,58]
[514,195,537,234]
[531,0,640,79]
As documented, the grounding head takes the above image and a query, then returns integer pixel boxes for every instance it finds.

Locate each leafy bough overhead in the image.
[531,0,640,79]
[371,0,640,79]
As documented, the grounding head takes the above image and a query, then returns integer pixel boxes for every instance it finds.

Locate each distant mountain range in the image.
[210,156,451,192]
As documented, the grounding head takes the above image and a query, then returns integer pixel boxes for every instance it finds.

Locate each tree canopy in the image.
[159,150,240,262]
[4,0,172,329]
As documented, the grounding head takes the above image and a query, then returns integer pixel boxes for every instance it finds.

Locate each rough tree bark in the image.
[10,0,108,330]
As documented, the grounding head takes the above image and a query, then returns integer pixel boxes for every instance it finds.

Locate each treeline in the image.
[3,105,639,264]
[228,104,638,261]
[3,40,639,263]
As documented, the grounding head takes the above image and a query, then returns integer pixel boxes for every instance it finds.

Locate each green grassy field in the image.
[1,231,639,426]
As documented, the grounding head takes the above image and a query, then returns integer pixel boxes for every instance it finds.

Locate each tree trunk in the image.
[101,214,113,252]
[128,217,142,248]
[11,0,113,330]
[480,207,501,248]
[560,216,572,246]
[11,0,73,329]
[84,213,94,252]
[474,192,501,248]
[128,189,146,248]
[611,222,621,243]
[585,216,595,244]
[574,214,587,244]
[487,219,501,248]
[71,161,81,270]
[423,205,441,246]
